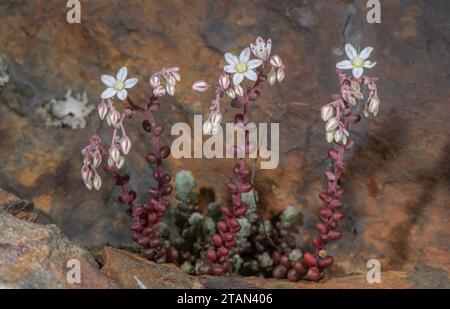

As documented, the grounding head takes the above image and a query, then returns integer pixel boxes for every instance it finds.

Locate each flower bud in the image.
[368,97,380,115]
[203,120,213,135]
[171,72,181,82]
[226,88,236,99]
[165,74,176,86]
[166,84,175,96]
[234,85,244,97]
[267,67,277,86]
[92,150,102,168]
[81,165,92,183]
[326,131,334,143]
[98,101,108,120]
[110,145,120,162]
[153,85,166,97]
[320,105,333,122]
[84,177,93,190]
[270,55,283,68]
[149,75,160,88]
[219,73,230,89]
[115,155,125,169]
[277,68,285,82]
[211,125,220,135]
[325,117,339,132]
[120,136,131,155]
[192,80,209,93]
[210,111,222,126]
[107,109,120,127]
[93,172,102,190]
[334,129,343,143]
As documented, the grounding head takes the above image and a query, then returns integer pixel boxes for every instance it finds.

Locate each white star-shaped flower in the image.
[224,47,263,86]
[101,66,138,101]
[336,44,377,78]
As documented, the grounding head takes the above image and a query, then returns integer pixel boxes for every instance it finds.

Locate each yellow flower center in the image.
[352,56,364,68]
[236,62,247,73]
[115,81,125,90]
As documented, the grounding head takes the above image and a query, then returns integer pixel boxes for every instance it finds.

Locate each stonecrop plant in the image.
[81,65,181,262]
[80,40,381,282]
[192,37,286,276]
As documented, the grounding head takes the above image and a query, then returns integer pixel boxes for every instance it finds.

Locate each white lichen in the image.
[0,57,10,89]
[43,89,95,129]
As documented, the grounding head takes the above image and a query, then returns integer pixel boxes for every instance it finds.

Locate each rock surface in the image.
[0,0,448,285]
[98,246,419,289]
[0,191,115,288]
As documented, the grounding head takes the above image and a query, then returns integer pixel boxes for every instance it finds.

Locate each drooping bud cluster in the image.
[81,135,105,190]
[363,77,380,117]
[149,67,180,97]
[320,71,380,145]
[82,66,181,265]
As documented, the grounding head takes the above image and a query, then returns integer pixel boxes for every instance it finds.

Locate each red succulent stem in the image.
[206,70,265,275]
[104,96,176,263]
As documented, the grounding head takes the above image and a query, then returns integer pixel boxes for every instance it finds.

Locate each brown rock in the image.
[0,210,115,288]
[98,246,424,289]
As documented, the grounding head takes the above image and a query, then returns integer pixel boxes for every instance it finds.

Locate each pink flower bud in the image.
[234,85,244,97]
[171,72,181,82]
[277,68,285,82]
[226,88,236,99]
[81,165,92,183]
[267,68,277,86]
[93,172,102,190]
[166,84,175,96]
[192,80,209,93]
[210,111,222,126]
[107,109,120,127]
[326,131,334,143]
[153,85,166,97]
[334,129,344,143]
[270,55,283,68]
[98,101,108,120]
[120,136,131,155]
[368,97,380,114]
[203,119,213,135]
[149,75,160,88]
[320,105,333,122]
[92,150,102,168]
[110,145,120,162]
[115,156,125,169]
[325,117,338,132]
[219,73,230,89]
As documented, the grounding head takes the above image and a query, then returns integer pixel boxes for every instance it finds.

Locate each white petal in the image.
[352,67,363,78]
[233,73,244,86]
[117,89,128,100]
[225,53,239,65]
[247,59,263,69]
[244,70,257,81]
[101,75,116,88]
[124,78,138,89]
[359,47,373,60]
[224,64,237,73]
[101,88,117,99]
[345,43,357,60]
[336,60,353,69]
[116,66,128,82]
[239,47,251,63]
[266,39,272,56]
[363,60,377,68]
